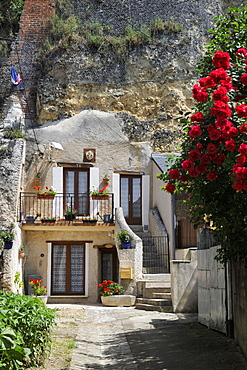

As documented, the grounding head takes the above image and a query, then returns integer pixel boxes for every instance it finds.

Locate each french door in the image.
[51,243,85,295]
[120,175,142,225]
[63,168,89,215]
[101,249,118,282]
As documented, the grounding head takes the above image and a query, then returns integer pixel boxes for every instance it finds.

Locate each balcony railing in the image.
[19,192,114,224]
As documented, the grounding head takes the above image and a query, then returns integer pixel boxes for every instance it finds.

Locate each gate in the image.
[141,236,170,274]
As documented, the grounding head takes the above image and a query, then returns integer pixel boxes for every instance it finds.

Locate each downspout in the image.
[225,260,234,337]
[171,193,176,260]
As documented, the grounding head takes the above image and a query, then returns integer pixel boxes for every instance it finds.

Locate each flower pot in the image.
[65,214,76,221]
[92,194,109,200]
[37,295,48,304]
[82,221,97,225]
[19,251,25,259]
[4,241,13,249]
[101,295,136,307]
[121,241,131,249]
[26,215,35,223]
[102,178,109,187]
[37,194,55,200]
[33,178,41,186]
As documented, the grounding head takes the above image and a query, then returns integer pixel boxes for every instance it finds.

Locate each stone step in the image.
[136,298,172,306]
[145,281,171,289]
[135,303,173,313]
[153,292,172,299]
[143,267,168,274]
[142,273,171,281]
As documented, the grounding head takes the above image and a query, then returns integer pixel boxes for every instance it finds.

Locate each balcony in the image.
[19,192,115,227]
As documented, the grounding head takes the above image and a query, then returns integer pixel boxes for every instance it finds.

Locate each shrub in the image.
[0,292,56,368]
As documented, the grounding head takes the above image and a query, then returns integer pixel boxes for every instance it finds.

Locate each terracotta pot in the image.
[102,178,109,187]
[19,251,25,259]
[33,178,41,186]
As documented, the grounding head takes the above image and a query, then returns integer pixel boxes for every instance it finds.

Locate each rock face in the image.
[36,0,243,151]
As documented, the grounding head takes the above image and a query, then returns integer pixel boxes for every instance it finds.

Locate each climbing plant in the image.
[157,5,247,263]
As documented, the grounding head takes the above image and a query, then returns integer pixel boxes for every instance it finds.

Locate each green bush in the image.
[0,292,56,369]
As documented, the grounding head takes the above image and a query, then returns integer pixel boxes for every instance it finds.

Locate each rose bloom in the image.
[235,104,247,118]
[189,149,201,161]
[233,166,247,179]
[239,124,247,133]
[210,101,232,118]
[225,139,236,152]
[188,125,202,138]
[181,159,194,171]
[212,153,226,165]
[199,76,216,89]
[190,112,204,122]
[236,47,247,58]
[212,50,231,70]
[196,143,203,150]
[238,143,247,155]
[188,167,200,178]
[220,80,233,92]
[165,183,176,193]
[215,118,232,128]
[209,128,221,141]
[232,181,243,191]
[196,164,208,174]
[212,86,228,102]
[206,171,218,181]
[193,91,209,103]
[201,154,211,165]
[237,155,246,164]
[207,143,218,155]
[179,175,188,182]
[209,68,229,84]
[169,169,180,180]
[240,73,247,85]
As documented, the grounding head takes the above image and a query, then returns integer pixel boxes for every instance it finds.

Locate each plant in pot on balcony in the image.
[91,185,109,200]
[34,186,57,199]
[33,169,42,185]
[116,230,131,249]
[65,203,77,220]
[19,244,25,259]
[82,215,98,225]
[0,229,15,249]
[29,278,47,304]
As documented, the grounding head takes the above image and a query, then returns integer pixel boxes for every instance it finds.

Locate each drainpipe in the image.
[171,193,176,260]
[225,260,234,337]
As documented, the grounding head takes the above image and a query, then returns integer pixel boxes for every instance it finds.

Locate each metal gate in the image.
[141,235,170,274]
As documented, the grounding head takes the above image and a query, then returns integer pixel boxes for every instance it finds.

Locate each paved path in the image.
[48,304,247,369]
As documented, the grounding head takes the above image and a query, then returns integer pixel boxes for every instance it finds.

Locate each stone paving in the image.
[48,304,247,370]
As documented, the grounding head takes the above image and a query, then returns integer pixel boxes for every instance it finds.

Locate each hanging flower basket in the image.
[92,194,109,200]
[37,194,55,200]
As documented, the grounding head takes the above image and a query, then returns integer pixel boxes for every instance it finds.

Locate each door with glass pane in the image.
[120,175,142,225]
[52,243,85,295]
[101,249,118,282]
[63,168,89,215]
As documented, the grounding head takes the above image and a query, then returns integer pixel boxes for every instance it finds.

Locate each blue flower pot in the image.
[4,242,13,249]
[121,241,131,249]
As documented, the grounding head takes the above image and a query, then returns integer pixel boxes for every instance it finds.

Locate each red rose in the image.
[235,104,247,118]
[169,169,180,180]
[193,91,209,103]
[179,175,188,182]
[196,143,203,150]
[188,167,200,178]
[189,149,201,161]
[212,153,226,165]
[236,48,247,58]
[240,73,247,85]
[212,86,228,102]
[207,143,218,155]
[212,51,231,70]
[209,68,229,84]
[197,164,208,174]
[201,154,211,165]
[237,155,246,164]
[238,143,247,155]
[165,183,176,193]
[206,171,218,181]
[190,112,204,122]
[232,181,243,191]
[225,139,236,152]
[233,166,247,179]
[239,124,247,133]
[199,76,215,89]
[209,128,221,141]
[188,125,202,138]
[220,80,233,92]
[210,101,232,119]
[181,159,194,171]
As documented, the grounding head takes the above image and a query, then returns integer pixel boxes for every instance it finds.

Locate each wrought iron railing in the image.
[141,235,170,274]
[18,192,114,224]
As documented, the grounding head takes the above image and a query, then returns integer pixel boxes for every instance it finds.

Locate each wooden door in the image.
[120,175,142,225]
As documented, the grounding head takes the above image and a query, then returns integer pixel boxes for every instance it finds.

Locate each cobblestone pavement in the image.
[48,304,247,370]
